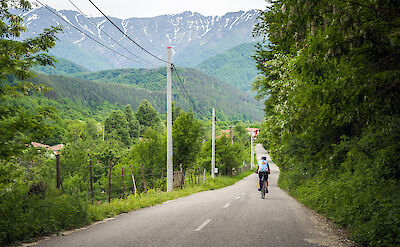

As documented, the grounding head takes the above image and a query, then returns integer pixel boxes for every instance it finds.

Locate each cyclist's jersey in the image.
[258,160,270,172]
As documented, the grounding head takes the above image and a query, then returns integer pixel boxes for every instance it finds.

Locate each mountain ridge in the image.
[15,7,260,70]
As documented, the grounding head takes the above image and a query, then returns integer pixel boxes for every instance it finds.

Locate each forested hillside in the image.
[33,57,89,75]
[253,1,400,246]
[32,68,263,121]
[196,42,259,91]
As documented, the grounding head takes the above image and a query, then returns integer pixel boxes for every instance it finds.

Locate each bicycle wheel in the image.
[261,180,265,199]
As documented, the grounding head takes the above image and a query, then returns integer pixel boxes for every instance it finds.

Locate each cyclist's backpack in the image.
[259,161,270,173]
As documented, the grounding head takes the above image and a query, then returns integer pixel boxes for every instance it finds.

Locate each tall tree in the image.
[124,104,139,140]
[172,110,203,170]
[253,1,400,245]
[135,99,160,133]
[104,110,130,146]
[0,0,60,160]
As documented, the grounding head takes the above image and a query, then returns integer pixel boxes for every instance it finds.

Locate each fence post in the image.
[130,165,137,197]
[140,164,148,193]
[89,159,93,203]
[108,160,112,203]
[121,167,125,199]
[56,154,61,189]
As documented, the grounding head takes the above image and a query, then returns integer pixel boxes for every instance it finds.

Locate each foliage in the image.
[64,66,264,121]
[104,110,131,146]
[34,56,89,75]
[200,136,246,175]
[0,0,60,189]
[172,110,204,170]
[135,99,161,134]
[253,0,400,246]
[124,104,140,140]
[196,42,259,91]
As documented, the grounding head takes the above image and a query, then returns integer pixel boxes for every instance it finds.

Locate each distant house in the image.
[246,128,260,139]
[216,129,234,139]
[31,142,64,155]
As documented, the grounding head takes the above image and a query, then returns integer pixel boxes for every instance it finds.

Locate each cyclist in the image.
[257,156,270,193]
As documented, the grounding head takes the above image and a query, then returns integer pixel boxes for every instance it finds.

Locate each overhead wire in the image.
[66,0,157,67]
[87,0,169,64]
[35,0,140,65]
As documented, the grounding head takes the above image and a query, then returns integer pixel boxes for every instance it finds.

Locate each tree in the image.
[135,99,160,133]
[104,110,130,146]
[124,104,139,140]
[172,110,203,170]
[253,1,400,245]
[0,0,60,159]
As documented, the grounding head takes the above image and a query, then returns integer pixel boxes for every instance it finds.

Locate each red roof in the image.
[31,142,64,154]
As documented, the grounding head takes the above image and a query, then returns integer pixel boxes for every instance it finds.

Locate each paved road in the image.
[32,144,352,247]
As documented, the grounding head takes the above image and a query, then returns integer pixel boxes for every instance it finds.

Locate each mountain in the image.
[33,57,89,75]
[31,68,264,121]
[15,7,261,70]
[195,42,260,91]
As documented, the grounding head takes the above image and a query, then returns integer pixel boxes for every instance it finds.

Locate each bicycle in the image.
[259,172,268,199]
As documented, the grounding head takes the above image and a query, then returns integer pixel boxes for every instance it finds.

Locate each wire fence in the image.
[53,154,251,203]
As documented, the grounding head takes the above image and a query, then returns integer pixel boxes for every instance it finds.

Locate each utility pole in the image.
[251,132,254,169]
[166,47,173,192]
[230,126,234,145]
[211,108,215,179]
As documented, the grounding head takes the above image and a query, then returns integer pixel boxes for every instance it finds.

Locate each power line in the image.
[171,65,210,120]
[35,0,139,65]
[66,0,156,67]
[88,0,169,64]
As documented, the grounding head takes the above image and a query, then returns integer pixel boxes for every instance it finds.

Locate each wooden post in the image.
[108,160,112,203]
[56,154,61,189]
[130,165,137,198]
[121,167,125,199]
[140,164,148,193]
[89,159,94,203]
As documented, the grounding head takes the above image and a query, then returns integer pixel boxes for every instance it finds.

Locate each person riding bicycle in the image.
[257,156,270,193]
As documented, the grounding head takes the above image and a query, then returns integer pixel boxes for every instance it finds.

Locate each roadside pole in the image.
[166,47,173,191]
[212,108,215,179]
[251,132,254,170]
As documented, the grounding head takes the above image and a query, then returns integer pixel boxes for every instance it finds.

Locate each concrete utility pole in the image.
[251,132,254,169]
[211,108,215,179]
[167,47,173,191]
[230,126,234,145]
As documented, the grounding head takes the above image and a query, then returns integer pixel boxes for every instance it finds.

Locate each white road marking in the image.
[223,203,230,208]
[195,219,212,231]
[235,196,240,200]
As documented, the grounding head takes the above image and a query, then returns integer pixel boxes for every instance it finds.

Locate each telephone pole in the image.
[251,132,254,169]
[211,108,215,179]
[166,47,173,191]
[230,126,234,145]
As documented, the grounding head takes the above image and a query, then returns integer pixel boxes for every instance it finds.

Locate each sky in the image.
[34,0,268,19]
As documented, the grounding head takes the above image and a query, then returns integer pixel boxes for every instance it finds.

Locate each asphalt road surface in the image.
[32,144,353,247]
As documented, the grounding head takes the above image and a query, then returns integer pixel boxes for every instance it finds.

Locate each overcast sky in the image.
[34,0,267,19]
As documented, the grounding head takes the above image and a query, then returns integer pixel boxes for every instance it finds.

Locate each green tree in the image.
[124,104,139,140]
[253,1,400,245]
[104,110,130,146]
[0,0,60,190]
[172,110,203,170]
[135,99,160,133]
